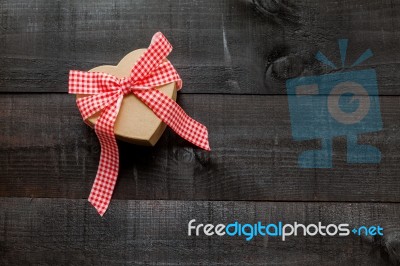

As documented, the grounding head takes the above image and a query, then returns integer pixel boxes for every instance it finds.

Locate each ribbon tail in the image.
[134,89,210,151]
[128,32,173,84]
[88,95,123,216]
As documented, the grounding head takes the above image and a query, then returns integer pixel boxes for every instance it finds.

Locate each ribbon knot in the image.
[119,81,132,95]
[69,32,210,216]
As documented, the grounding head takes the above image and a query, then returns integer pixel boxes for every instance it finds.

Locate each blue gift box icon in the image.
[286,40,382,168]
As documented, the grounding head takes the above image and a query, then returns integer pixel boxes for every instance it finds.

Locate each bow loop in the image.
[69,70,121,95]
[137,61,183,90]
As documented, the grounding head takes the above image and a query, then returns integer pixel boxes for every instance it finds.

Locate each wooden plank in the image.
[0,0,399,94]
[0,93,399,202]
[0,198,399,265]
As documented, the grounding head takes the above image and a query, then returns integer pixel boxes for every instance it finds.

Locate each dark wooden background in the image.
[1,0,400,265]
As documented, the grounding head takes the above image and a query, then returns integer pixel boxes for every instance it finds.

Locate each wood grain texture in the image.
[2,1,400,264]
[0,0,399,94]
[0,93,399,202]
[1,198,399,265]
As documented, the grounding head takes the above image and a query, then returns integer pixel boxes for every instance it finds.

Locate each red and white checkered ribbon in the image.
[69,32,210,216]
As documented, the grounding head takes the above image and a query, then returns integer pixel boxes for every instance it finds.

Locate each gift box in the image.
[76,49,177,146]
[69,32,210,216]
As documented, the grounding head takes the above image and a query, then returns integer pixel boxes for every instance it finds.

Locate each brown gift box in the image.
[77,49,177,146]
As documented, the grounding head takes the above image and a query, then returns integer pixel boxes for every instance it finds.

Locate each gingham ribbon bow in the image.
[69,32,210,216]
